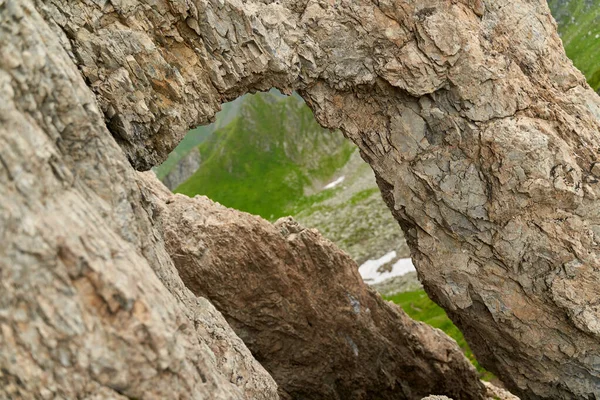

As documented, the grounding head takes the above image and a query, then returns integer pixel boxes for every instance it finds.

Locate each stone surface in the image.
[483,382,520,400]
[420,382,521,400]
[5,0,600,399]
[0,2,277,399]
[422,397,453,400]
[140,172,486,400]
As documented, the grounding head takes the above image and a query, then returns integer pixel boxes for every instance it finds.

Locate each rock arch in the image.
[3,0,600,399]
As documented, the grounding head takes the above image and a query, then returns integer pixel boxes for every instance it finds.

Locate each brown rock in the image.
[0,2,276,399]
[4,0,600,399]
[139,172,486,400]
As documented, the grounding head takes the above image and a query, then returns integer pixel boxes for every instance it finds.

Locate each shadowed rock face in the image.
[4,0,600,399]
[139,172,485,400]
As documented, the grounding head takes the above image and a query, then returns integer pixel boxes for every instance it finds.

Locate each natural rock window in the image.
[3,1,600,399]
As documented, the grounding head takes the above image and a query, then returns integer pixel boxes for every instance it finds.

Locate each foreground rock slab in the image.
[0,2,277,399]
[140,172,486,400]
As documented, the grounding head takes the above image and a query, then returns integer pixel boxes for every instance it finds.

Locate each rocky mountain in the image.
[292,150,411,266]
[161,147,201,189]
[549,0,600,91]
[154,96,244,188]
[8,0,600,399]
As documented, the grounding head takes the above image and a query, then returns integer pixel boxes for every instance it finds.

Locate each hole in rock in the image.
[154,88,491,380]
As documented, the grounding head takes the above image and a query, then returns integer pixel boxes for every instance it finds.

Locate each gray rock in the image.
[162,147,201,190]
[421,397,454,400]
[0,2,276,399]
[4,0,600,399]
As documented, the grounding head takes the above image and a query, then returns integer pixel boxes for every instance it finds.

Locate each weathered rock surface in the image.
[6,0,600,399]
[421,382,521,400]
[482,382,520,400]
[420,382,521,400]
[38,0,600,398]
[140,172,486,400]
[0,2,277,399]
[0,4,495,399]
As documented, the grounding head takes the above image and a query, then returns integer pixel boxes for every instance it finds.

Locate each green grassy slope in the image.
[386,290,495,381]
[154,97,242,180]
[175,92,354,220]
[549,0,600,91]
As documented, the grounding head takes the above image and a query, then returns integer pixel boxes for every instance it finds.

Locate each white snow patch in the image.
[358,252,416,284]
[323,176,345,189]
[390,257,417,276]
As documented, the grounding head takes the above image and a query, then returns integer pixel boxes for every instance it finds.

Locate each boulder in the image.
[0,2,276,398]
[5,0,600,398]
[139,172,486,399]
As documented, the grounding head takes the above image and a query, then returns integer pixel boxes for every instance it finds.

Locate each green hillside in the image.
[549,0,600,91]
[154,97,243,180]
[174,92,354,220]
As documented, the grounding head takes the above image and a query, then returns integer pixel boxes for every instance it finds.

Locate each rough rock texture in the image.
[420,383,521,400]
[482,382,520,400]
[422,397,453,400]
[140,172,486,400]
[0,2,277,399]
[7,0,600,399]
[0,4,492,399]
[162,147,201,190]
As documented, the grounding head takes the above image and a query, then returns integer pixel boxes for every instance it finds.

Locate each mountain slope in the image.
[153,96,243,186]
[548,0,600,91]
[291,150,411,265]
[174,92,354,220]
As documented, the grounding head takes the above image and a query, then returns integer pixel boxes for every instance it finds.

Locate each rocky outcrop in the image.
[0,2,277,399]
[162,147,201,190]
[140,172,486,400]
[421,383,520,400]
[0,4,492,399]
[6,0,600,399]
[39,0,600,398]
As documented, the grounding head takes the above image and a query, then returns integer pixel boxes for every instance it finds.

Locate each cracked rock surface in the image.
[3,0,600,399]
[0,2,277,399]
[140,172,485,400]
